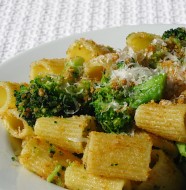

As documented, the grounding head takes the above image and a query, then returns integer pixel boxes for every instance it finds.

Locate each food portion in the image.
[0,27,186,190]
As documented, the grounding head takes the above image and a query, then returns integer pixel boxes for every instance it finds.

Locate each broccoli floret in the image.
[162,27,186,58]
[141,28,186,69]
[14,75,93,126]
[92,71,166,133]
[92,84,133,133]
[162,27,186,46]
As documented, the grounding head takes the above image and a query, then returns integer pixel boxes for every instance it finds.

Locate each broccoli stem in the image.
[47,164,63,185]
[65,56,84,79]
[128,73,166,109]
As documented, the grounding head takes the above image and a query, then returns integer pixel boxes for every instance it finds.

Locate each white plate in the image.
[0,24,185,190]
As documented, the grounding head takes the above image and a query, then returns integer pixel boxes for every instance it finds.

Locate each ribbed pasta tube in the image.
[65,162,131,190]
[2,109,33,139]
[149,133,178,158]
[19,136,81,187]
[66,38,114,62]
[29,58,66,80]
[135,102,186,142]
[84,53,119,81]
[34,115,96,153]
[83,131,152,181]
[0,81,20,114]
[135,150,186,190]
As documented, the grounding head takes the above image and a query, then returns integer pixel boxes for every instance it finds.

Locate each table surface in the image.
[0,0,186,65]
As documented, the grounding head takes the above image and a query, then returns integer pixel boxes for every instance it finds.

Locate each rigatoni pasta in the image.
[34,115,96,153]
[135,102,186,142]
[19,136,81,187]
[1,108,33,139]
[30,58,66,80]
[84,53,119,81]
[83,131,152,181]
[149,133,178,158]
[134,150,186,190]
[0,81,21,113]
[66,38,114,62]
[65,161,131,190]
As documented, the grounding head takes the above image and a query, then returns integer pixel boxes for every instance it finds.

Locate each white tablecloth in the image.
[0,0,186,64]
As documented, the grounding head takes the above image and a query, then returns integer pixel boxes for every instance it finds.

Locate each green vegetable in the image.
[92,70,166,133]
[176,142,186,175]
[47,164,63,186]
[162,27,186,47]
[127,73,166,109]
[141,27,186,69]
[92,81,132,133]
[63,56,84,80]
[92,76,166,133]
[14,75,93,126]
[176,142,186,157]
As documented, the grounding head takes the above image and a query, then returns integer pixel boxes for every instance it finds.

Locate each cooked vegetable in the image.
[14,75,94,126]
[62,56,85,81]
[176,142,186,158]
[92,82,133,133]
[162,27,186,47]
[92,63,166,133]
[127,73,166,109]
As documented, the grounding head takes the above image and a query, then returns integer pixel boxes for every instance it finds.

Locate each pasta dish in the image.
[0,27,186,190]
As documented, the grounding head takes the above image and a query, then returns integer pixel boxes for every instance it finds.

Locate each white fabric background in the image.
[0,0,186,64]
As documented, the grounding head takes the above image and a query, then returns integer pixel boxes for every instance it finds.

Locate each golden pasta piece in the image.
[19,136,81,187]
[66,38,115,62]
[30,58,66,80]
[8,135,22,156]
[149,133,178,158]
[2,109,33,139]
[84,53,119,81]
[83,131,152,181]
[126,32,160,52]
[65,161,131,190]
[0,81,20,114]
[34,115,96,153]
[135,102,186,142]
[134,150,186,190]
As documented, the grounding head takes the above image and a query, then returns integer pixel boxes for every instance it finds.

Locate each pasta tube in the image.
[30,58,66,80]
[84,53,119,81]
[0,81,20,114]
[135,150,186,190]
[149,133,178,158]
[19,136,81,187]
[126,32,160,52]
[34,115,96,153]
[135,102,186,142]
[66,38,114,62]
[65,161,131,190]
[2,109,33,139]
[83,131,152,181]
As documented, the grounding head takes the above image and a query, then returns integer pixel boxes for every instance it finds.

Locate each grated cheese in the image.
[110,64,157,86]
